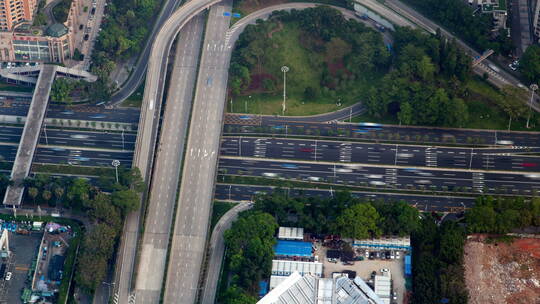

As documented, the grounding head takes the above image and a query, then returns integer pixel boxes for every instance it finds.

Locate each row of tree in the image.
[411,217,468,303]
[74,168,143,291]
[402,0,513,55]
[465,196,540,234]
[21,167,142,210]
[253,190,420,239]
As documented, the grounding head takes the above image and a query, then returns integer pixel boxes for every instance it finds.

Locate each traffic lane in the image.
[218,158,540,194]
[228,121,540,147]
[214,184,476,212]
[0,145,133,166]
[0,100,140,123]
[0,126,136,150]
[221,137,540,172]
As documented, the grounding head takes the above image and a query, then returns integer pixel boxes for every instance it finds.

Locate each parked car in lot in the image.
[5,272,12,281]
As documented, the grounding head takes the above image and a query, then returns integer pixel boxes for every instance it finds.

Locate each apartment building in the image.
[0,0,80,63]
[0,0,37,31]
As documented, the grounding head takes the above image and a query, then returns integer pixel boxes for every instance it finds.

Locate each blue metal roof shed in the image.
[405,255,412,276]
[274,240,312,257]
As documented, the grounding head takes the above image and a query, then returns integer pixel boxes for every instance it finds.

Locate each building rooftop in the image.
[45,23,68,37]
[274,240,313,257]
[278,227,304,240]
[259,272,385,304]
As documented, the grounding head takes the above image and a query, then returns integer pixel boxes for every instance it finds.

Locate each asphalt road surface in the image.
[224,120,540,147]
[214,183,476,212]
[134,14,206,304]
[0,126,136,151]
[108,0,186,104]
[200,202,252,304]
[220,136,540,172]
[0,144,132,167]
[0,99,140,123]
[163,2,232,303]
[218,157,540,197]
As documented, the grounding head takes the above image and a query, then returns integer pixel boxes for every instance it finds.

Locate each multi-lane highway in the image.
[163,2,232,303]
[0,144,132,167]
[220,137,540,172]
[219,157,540,196]
[214,184,476,212]
[134,13,206,304]
[224,119,540,147]
[0,99,140,123]
[0,126,136,150]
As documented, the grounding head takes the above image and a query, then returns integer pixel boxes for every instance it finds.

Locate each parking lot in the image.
[1,232,42,304]
[315,244,407,304]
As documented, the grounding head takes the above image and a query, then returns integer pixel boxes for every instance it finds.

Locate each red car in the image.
[300,148,314,152]
[522,163,537,167]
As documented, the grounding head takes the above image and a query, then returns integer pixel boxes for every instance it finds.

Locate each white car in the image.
[380,268,389,273]
[370,181,386,186]
[5,272,12,281]
[262,172,278,178]
[307,176,321,182]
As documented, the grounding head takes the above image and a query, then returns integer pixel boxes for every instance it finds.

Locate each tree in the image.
[28,187,39,204]
[398,102,413,124]
[220,285,257,304]
[465,205,496,232]
[519,45,540,84]
[499,86,527,130]
[54,187,65,206]
[42,190,52,205]
[51,78,75,105]
[111,189,140,215]
[66,178,90,209]
[334,203,381,239]
[224,212,278,294]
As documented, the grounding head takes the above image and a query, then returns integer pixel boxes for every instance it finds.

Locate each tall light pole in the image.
[526,84,538,128]
[281,66,289,115]
[112,159,120,183]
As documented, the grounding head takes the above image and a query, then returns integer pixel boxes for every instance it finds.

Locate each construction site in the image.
[464,234,540,304]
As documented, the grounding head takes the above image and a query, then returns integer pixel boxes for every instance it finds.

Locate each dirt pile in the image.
[464,235,540,304]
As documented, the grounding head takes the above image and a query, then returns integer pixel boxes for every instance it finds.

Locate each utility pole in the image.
[526,84,538,128]
[281,66,289,115]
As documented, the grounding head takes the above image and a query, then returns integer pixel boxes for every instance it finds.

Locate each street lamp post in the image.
[281,66,289,115]
[246,95,251,113]
[526,84,538,128]
[112,160,120,183]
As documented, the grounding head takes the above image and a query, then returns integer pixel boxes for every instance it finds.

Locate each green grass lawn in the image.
[229,22,384,116]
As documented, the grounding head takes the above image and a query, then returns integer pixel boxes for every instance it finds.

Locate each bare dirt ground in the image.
[464,235,540,304]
